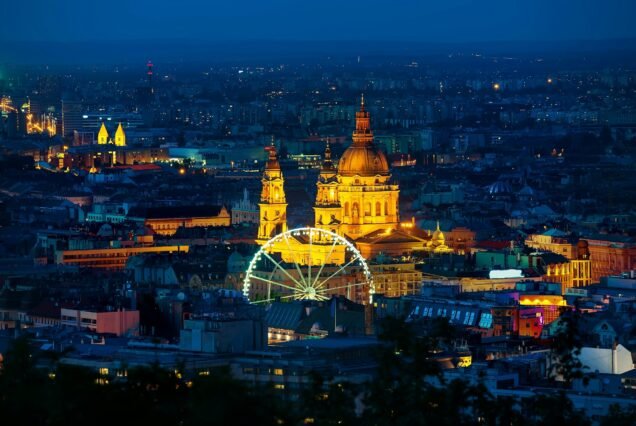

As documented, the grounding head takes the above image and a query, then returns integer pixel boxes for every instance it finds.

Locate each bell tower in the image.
[257,142,287,244]
[97,122,109,145]
[314,142,341,234]
[114,122,126,146]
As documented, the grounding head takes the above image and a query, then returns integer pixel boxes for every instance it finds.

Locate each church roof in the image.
[114,122,126,146]
[354,228,427,245]
[98,122,109,143]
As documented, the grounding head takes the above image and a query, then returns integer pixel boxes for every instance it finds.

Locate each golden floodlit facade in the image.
[315,96,400,240]
[251,97,427,301]
[257,144,288,244]
[256,97,427,265]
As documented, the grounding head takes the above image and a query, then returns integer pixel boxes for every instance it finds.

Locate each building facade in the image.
[314,96,400,240]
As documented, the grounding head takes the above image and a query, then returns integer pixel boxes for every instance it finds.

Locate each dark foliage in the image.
[0,317,628,425]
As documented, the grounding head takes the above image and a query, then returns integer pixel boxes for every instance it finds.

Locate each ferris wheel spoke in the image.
[314,256,360,291]
[250,269,304,293]
[308,229,313,288]
[315,282,369,294]
[310,234,338,289]
[260,250,307,290]
[246,228,372,304]
[311,293,330,301]
[282,233,308,288]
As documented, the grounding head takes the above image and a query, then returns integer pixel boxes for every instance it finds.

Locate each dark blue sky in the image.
[2,0,634,43]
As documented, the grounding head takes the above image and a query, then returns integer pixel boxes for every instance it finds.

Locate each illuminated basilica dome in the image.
[338,144,389,177]
[337,96,389,177]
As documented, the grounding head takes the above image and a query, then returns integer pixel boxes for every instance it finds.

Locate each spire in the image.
[436,220,440,231]
[114,122,126,146]
[97,122,109,145]
[264,141,280,171]
[352,95,373,146]
[321,140,334,171]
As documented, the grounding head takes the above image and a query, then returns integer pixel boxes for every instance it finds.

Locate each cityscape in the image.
[1,1,636,424]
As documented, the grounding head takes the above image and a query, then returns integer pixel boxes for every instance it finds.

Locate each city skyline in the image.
[1,2,635,423]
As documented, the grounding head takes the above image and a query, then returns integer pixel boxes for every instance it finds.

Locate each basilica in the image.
[256,97,434,263]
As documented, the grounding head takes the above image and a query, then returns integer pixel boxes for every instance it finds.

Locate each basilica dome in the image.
[337,95,389,177]
[338,144,389,177]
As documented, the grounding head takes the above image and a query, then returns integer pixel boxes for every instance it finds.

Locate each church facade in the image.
[314,96,401,241]
[257,97,428,261]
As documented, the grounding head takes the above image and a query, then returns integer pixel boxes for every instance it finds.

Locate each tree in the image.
[549,311,588,386]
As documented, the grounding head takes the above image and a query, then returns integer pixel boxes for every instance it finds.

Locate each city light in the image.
[0,5,632,422]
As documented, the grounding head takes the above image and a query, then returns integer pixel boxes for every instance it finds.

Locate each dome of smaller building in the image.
[432,221,445,244]
[97,223,114,237]
[518,185,535,196]
[488,181,513,195]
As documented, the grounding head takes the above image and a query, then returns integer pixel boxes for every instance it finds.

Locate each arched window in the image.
[375,202,381,216]
[364,203,371,216]
[384,201,389,216]
[344,202,350,217]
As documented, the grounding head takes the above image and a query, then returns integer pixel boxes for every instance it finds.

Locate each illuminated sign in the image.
[489,269,523,279]
[519,295,566,307]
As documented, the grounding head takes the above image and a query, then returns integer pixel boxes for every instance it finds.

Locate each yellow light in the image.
[457,356,472,368]
[547,78,553,84]
[493,83,500,91]
[519,295,566,306]
[179,168,186,175]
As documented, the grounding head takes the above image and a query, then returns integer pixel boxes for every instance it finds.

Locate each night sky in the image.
[2,0,635,43]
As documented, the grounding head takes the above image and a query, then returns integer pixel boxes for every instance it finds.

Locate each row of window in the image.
[343,201,390,217]
[61,315,97,325]
[242,367,286,376]
[414,305,479,326]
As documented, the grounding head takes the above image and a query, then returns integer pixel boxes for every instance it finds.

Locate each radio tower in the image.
[146,60,154,94]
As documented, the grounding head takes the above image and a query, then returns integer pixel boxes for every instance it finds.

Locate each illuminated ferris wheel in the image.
[242,227,374,304]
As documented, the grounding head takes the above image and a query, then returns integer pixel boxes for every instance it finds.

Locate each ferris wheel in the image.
[242,227,374,304]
